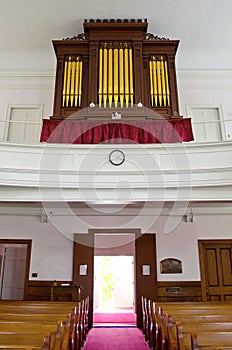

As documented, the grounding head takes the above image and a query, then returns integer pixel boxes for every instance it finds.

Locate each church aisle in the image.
[83,327,149,350]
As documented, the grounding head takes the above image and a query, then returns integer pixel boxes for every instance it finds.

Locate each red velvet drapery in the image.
[40,118,194,144]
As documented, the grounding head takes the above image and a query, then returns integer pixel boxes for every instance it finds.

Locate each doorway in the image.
[0,239,31,300]
[73,230,157,328]
[94,255,134,311]
[94,233,135,312]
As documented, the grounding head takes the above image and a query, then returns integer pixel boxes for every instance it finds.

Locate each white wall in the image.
[0,212,231,282]
[177,70,232,140]
[0,215,73,281]
[0,72,55,141]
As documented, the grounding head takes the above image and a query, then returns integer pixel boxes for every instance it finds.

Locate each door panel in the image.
[199,240,232,301]
[73,234,94,329]
[1,245,27,300]
[135,234,157,328]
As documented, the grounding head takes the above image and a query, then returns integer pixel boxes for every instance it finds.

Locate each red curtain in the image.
[40,118,194,144]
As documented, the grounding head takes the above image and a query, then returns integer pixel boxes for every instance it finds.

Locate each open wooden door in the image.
[135,234,157,328]
[73,234,94,329]
[199,240,232,301]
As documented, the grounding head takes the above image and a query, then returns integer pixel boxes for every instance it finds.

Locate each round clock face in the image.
[109,149,125,166]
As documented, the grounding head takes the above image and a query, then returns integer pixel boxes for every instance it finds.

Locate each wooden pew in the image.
[0,332,49,349]
[174,313,232,350]
[144,300,232,350]
[176,322,232,350]
[0,299,89,350]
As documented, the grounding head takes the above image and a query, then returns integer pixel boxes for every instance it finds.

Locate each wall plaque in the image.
[160,258,182,274]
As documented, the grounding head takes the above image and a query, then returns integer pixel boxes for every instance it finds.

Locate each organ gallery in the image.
[40,19,194,143]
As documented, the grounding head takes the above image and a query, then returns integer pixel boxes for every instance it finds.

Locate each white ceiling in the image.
[1,0,232,72]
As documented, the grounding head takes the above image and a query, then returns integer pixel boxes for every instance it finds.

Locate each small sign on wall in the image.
[160,258,182,274]
[79,264,88,276]
[142,264,151,275]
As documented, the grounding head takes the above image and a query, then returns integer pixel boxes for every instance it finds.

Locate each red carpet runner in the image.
[93,312,136,324]
[83,327,149,350]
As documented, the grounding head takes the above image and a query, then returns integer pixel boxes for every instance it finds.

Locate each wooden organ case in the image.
[51,18,180,120]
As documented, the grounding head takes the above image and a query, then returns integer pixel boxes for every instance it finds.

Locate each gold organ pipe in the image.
[152,59,158,106]
[149,60,154,107]
[98,48,103,107]
[114,48,119,107]
[164,60,170,106]
[103,46,108,107]
[70,59,76,107]
[161,56,167,106]
[124,46,129,107]
[157,59,162,106]
[108,48,113,107]
[78,61,83,107]
[66,57,72,107]
[129,48,134,106]
[119,47,124,107]
[74,58,80,107]
[62,60,68,107]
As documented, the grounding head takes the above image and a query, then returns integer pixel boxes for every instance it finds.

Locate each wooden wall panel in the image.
[157,281,202,302]
[26,280,202,302]
[26,280,73,301]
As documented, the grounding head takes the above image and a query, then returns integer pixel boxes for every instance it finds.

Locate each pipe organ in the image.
[51,19,181,120]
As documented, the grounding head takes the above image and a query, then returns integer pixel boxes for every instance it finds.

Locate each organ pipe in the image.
[103,45,108,107]
[161,56,167,106]
[98,48,103,107]
[74,59,80,107]
[98,42,134,108]
[124,46,129,107]
[152,59,158,106]
[62,60,68,107]
[149,60,154,107]
[114,48,119,107]
[66,57,71,107]
[165,60,170,106]
[129,48,134,106]
[79,61,83,107]
[62,56,83,108]
[119,46,124,107]
[108,48,113,107]
[149,55,170,107]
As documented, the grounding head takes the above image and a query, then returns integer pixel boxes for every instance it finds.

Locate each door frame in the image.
[198,239,232,301]
[0,239,32,300]
[73,229,157,328]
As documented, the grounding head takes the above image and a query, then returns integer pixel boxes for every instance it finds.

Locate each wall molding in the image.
[0,71,55,78]
[177,69,232,80]
[0,69,231,80]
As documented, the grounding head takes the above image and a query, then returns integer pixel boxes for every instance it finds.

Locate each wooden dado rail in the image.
[142,297,232,350]
[26,280,202,302]
[0,298,89,350]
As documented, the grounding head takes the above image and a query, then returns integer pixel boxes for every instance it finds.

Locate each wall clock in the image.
[109,149,125,166]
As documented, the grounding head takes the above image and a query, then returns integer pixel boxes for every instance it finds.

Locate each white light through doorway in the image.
[94,256,134,311]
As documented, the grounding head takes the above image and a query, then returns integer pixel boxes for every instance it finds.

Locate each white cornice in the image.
[0,71,55,78]
[177,69,232,79]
